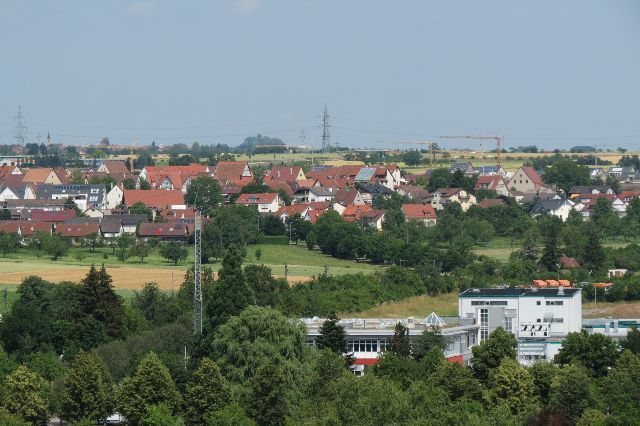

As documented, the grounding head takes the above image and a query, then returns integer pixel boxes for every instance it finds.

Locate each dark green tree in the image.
[130,201,154,221]
[582,223,606,273]
[244,264,286,307]
[61,351,113,423]
[44,233,70,260]
[542,159,590,193]
[185,176,223,216]
[412,326,448,361]
[549,364,596,422]
[184,358,231,426]
[471,327,517,382]
[159,241,188,265]
[78,265,125,339]
[249,362,287,426]
[554,330,619,376]
[539,233,560,271]
[129,239,151,262]
[389,322,412,358]
[206,245,255,331]
[621,327,640,354]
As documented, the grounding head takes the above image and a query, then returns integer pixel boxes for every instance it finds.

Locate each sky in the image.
[1,0,639,151]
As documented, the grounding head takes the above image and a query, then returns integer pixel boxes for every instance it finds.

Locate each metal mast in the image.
[193,213,203,334]
[321,104,330,152]
[13,107,27,145]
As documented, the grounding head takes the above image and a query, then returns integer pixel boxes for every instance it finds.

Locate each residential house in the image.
[56,223,101,244]
[574,194,627,218]
[332,189,365,215]
[474,175,510,197]
[0,221,52,240]
[104,214,148,234]
[568,186,614,197]
[138,222,189,241]
[37,184,107,211]
[508,167,549,193]
[356,183,394,204]
[265,166,306,182]
[122,190,186,212]
[430,188,477,211]
[477,198,507,208]
[308,187,335,203]
[341,205,385,231]
[0,165,22,181]
[608,166,637,182]
[100,220,124,239]
[140,164,209,182]
[529,199,575,221]
[97,160,130,175]
[397,185,430,203]
[354,167,396,190]
[106,185,124,209]
[449,162,476,176]
[619,190,640,203]
[0,184,35,202]
[212,161,253,186]
[21,168,63,184]
[236,193,281,213]
[31,209,77,222]
[402,204,437,226]
[476,165,506,177]
[5,199,66,218]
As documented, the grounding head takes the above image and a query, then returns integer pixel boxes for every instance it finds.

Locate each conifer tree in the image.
[206,245,255,331]
[78,264,125,338]
[389,322,412,358]
[316,314,354,366]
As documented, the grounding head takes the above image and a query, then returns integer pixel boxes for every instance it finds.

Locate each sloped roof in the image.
[138,222,188,237]
[122,190,185,209]
[213,161,251,182]
[402,204,437,220]
[333,189,360,205]
[21,168,54,183]
[266,166,303,181]
[31,209,77,222]
[236,193,278,205]
[520,167,543,185]
[435,188,463,197]
[475,175,502,191]
[56,223,100,237]
[478,198,507,208]
[102,160,129,175]
[100,220,123,233]
[0,221,52,236]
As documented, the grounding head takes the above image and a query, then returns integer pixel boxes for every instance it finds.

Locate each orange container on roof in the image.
[532,280,547,288]
[558,280,572,287]
[594,282,613,288]
[546,280,559,287]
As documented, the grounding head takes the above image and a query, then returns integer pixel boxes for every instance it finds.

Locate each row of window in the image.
[471,300,508,306]
[535,318,564,323]
[536,300,564,306]
[347,340,389,353]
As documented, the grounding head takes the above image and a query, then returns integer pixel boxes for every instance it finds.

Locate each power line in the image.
[13,107,27,145]
[321,104,331,152]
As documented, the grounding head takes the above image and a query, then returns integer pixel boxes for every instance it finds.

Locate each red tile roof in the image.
[213,161,252,183]
[56,223,100,238]
[138,222,188,237]
[21,168,55,183]
[478,198,507,208]
[520,167,543,185]
[474,175,502,191]
[123,190,185,209]
[402,204,437,220]
[31,209,77,222]
[266,166,303,182]
[236,193,278,205]
[0,221,52,236]
[102,160,130,175]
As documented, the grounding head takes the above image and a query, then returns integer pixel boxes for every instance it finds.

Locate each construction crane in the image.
[438,134,504,167]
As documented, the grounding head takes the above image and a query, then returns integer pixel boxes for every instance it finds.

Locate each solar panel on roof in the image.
[354,167,376,181]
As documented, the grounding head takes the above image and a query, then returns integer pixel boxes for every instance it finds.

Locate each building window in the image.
[536,319,541,323]
[480,308,489,340]
[551,318,564,323]
[505,317,513,333]
[536,301,541,305]
[546,301,564,306]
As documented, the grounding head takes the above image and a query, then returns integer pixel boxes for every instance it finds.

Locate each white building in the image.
[459,287,582,364]
[304,315,479,374]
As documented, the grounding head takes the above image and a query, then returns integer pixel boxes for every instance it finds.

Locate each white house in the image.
[529,199,575,221]
[106,185,124,209]
[236,193,281,213]
[308,187,334,203]
[459,287,582,364]
[430,188,477,211]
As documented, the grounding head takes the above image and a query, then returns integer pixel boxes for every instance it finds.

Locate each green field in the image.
[341,293,459,318]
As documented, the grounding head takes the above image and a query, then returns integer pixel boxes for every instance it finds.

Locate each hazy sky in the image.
[1,0,639,150]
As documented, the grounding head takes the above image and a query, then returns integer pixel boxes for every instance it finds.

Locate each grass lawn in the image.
[583,301,640,319]
[341,292,459,318]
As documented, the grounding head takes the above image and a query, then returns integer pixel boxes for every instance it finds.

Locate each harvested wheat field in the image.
[0,267,188,291]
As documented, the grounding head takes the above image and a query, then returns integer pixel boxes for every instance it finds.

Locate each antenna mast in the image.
[321,104,330,152]
[193,213,203,334]
[13,107,27,145]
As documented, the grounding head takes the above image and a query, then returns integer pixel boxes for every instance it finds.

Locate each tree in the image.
[549,364,596,422]
[244,264,286,307]
[78,264,125,339]
[554,330,619,376]
[140,405,185,426]
[621,327,640,354]
[1,366,50,425]
[315,315,353,365]
[159,241,188,265]
[0,207,11,220]
[601,350,640,419]
[209,306,306,384]
[249,362,287,426]
[64,197,82,215]
[529,361,559,405]
[115,233,132,263]
[487,358,538,415]
[542,159,590,193]
[117,352,181,425]
[61,351,113,423]
[471,327,517,382]
[539,233,560,271]
[260,215,286,236]
[207,404,254,426]
[129,239,151,262]
[132,282,179,326]
[592,197,619,238]
[0,232,18,257]
[81,232,102,253]
[513,227,539,262]
[389,322,412,358]
[44,233,70,260]
[184,358,231,426]
[426,168,452,192]
[412,326,448,361]
[184,176,223,216]
[582,223,606,273]
[122,177,136,190]
[130,201,154,221]
[205,245,255,331]
[402,150,423,166]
